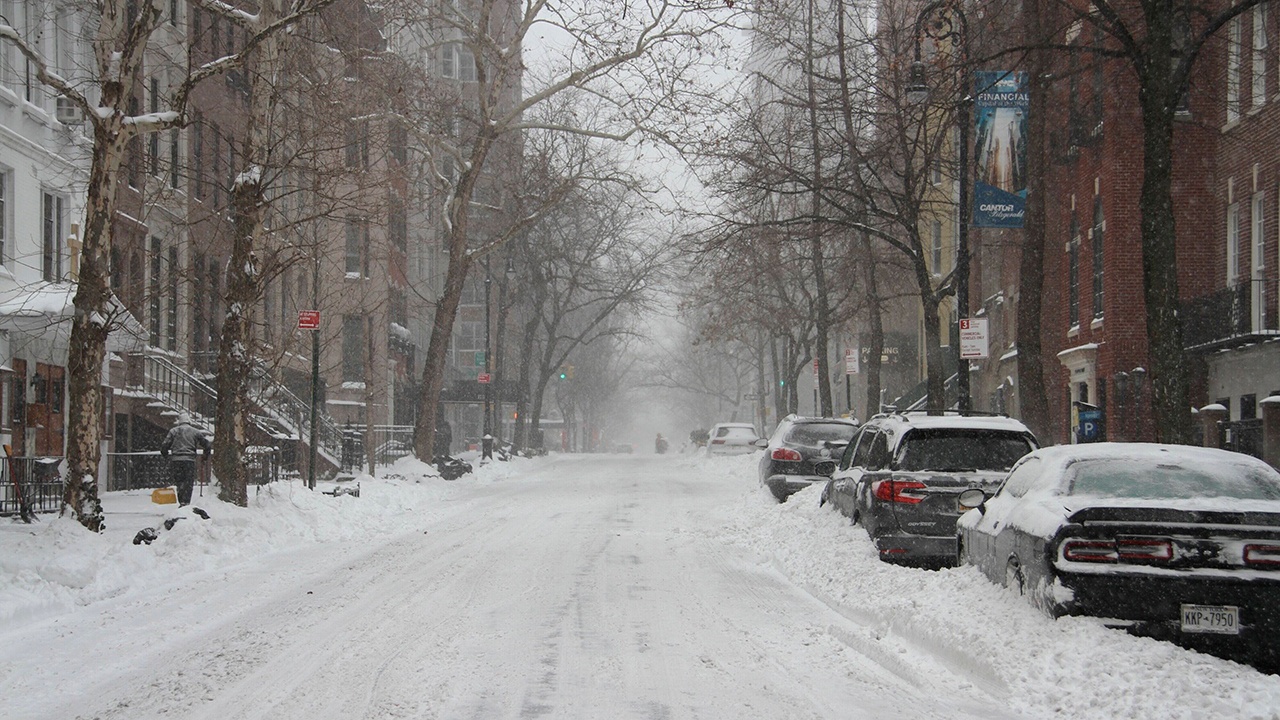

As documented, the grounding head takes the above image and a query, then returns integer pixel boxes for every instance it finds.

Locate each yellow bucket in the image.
[151,487,178,505]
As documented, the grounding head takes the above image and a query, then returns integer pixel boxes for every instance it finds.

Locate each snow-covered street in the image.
[3,453,1280,719]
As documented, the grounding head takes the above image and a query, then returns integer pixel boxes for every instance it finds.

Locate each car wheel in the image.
[1005,559,1025,596]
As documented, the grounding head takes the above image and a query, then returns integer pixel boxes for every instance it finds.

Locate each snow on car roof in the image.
[874,412,1032,433]
[1027,442,1279,473]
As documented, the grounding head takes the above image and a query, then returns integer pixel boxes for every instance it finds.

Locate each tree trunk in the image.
[412,134,493,462]
[61,124,126,531]
[513,296,541,450]
[923,295,945,415]
[214,184,259,507]
[1138,56,1191,443]
[213,0,285,506]
[1016,5,1052,440]
[861,232,884,419]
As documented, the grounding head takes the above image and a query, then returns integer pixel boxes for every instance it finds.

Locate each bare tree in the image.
[0,0,335,529]
[400,0,740,462]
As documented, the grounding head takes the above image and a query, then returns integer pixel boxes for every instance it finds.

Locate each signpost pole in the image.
[309,327,319,490]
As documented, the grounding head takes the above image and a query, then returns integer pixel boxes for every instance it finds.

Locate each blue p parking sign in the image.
[1077,408,1102,443]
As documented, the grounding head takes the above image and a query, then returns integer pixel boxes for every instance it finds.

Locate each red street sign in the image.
[297,310,320,330]
[477,373,492,384]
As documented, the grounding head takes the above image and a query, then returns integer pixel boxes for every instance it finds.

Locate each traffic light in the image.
[558,368,568,380]
[779,378,786,387]
[557,364,575,380]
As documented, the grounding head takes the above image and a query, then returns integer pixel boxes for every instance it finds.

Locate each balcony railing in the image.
[1181,280,1275,350]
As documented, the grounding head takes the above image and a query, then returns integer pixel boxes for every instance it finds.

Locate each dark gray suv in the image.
[821,412,1037,567]
[758,415,859,502]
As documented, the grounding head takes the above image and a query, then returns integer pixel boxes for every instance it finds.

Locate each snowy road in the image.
[2,455,1022,720]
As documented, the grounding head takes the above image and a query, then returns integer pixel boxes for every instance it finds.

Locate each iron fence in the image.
[0,456,64,517]
[340,425,416,473]
[1220,419,1265,461]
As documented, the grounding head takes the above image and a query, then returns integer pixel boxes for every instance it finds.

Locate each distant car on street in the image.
[611,442,634,454]
[706,422,761,456]
[758,415,859,502]
[822,412,1037,567]
[958,443,1280,671]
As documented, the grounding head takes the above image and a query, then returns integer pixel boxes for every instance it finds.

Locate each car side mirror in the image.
[958,488,988,514]
[754,438,769,448]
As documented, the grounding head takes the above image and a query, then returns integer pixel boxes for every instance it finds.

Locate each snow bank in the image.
[0,460,470,632]
[692,453,1280,720]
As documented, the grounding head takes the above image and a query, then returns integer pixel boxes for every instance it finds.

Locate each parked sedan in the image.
[758,415,858,501]
[706,422,761,456]
[958,443,1280,670]
[823,412,1037,566]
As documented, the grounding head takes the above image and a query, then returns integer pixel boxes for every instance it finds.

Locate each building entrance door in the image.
[29,363,65,456]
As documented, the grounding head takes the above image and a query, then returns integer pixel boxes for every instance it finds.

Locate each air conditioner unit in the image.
[55,97,83,125]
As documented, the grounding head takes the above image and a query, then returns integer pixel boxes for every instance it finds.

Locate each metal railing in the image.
[1182,281,1263,350]
[136,353,343,469]
[141,354,217,428]
[106,451,181,492]
[248,370,343,465]
[0,456,64,517]
[340,425,416,473]
[1220,418,1264,461]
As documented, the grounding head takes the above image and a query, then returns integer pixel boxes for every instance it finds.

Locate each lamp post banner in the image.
[972,71,1028,228]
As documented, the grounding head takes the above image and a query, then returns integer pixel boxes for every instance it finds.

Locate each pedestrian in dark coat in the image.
[161,413,211,506]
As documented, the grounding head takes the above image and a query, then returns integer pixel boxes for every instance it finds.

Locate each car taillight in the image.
[1061,537,1174,563]
[1061,539,1117,563]
[1116,537,1173,562]
[771,448,802,461]
[711,438,725,444]
[1244,544,1280,566]
[872,479,927,504]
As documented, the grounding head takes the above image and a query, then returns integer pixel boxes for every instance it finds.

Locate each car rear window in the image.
[716,426,755,439]
[1066,458,1280,500]
[785,423,856,446]
[895,429,1034,472]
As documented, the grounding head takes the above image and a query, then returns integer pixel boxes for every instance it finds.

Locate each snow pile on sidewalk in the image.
[691,454,1280,720]
[0,456,486,631]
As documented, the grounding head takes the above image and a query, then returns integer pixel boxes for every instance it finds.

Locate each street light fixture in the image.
[909,0,972,413]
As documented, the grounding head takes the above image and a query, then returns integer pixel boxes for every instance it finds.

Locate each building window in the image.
[42,191,65,282]
[1252,192,1266,331]
[1227,201,1241,286]
[345,217,369,276]
[128,97,142,188]
[1228,16,1242,123]
[1068,217,1080,327]
[194,116,205,200]
[169,129,180,189]
[1254,4,1268,107]
[342,314,366,382]
[0,171,7,265]
[930,220,942,274]
[149,78,160,176]
[441,43,475,81]
[1091,197,1104,318]
[345,120,369,169]
[149,237,162,346]
[167,245,179,350]
[390,120,408,165]
[389,196,406,253]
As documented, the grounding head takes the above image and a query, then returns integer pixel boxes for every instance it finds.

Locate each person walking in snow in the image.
[161,413,211,506]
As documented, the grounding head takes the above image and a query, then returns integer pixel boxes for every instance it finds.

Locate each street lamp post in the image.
[908,0,972,414]
[482,257,493,460]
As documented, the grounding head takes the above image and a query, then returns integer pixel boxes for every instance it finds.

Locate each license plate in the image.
[1180,604,1240,635]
